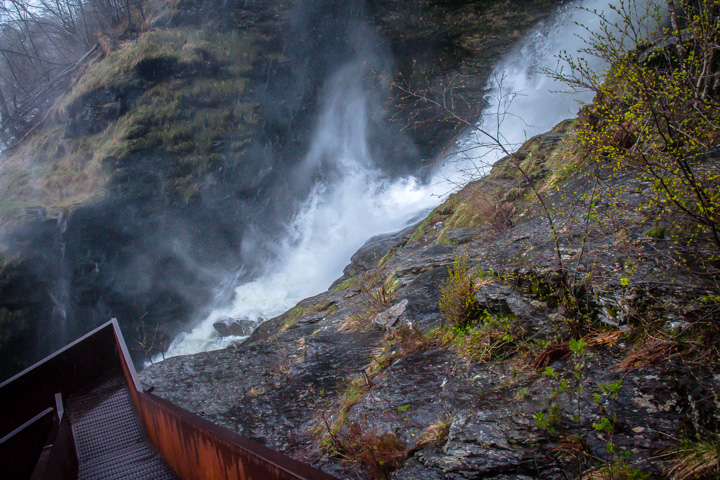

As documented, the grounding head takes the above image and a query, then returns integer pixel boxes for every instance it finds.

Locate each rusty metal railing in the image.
[0,322,119,437]
[110,320,339,480]
[0,319,340,480]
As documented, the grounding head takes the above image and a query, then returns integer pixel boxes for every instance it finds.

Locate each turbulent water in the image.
[159,0,626,359]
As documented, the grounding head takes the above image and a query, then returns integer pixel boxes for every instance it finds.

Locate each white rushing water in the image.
[158,0,621,360]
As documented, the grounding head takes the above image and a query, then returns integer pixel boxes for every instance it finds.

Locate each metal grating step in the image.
[67,375,179,480]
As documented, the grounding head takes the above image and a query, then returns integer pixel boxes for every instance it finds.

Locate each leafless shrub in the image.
[0,0,143,146]
[326,418,406,480]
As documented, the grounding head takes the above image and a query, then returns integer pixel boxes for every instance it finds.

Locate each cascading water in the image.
[160,0,634,359]
[160,57,443,358]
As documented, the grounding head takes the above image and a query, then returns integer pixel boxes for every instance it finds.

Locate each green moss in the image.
[278,300,336,332]
[409,196,460,243]
[0,2,268,232]
[0,125,111,226]
[59,26,257,113]
[0,200,44,220]
[333,278,358,292]
[279,305,309,332]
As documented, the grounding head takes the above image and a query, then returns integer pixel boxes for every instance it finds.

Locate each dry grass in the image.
[616,335,676,372]
[437,184,517,241]
[340,270,397,332]
[416,417,452,449]
[317,376,372,458]
[247,387,265,398]
[333,421,407,480]
[582,463,649,480]
[555,434,590,467]
[338,314,369,333]
[586,329,624,347]
[532,330,623,370]
[366,325,435,377]
[533,342,571,370]
[337,377,370,417]
[617,318,720,372]
[662,438,720,480]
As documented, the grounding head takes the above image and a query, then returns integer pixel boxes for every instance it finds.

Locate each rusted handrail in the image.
[0,319,337,480]
[109,319,339,480]
[1,319,339,480]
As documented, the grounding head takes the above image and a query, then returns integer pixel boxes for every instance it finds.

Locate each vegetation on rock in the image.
[2,0,720,478]
[206,1,720,477]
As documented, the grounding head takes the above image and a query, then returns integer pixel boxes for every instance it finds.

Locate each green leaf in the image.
[592,416,613,433]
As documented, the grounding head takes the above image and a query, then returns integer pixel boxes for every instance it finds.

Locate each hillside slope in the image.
[141,116,720,478]
[0,0,562,378]
[137,8,720,471]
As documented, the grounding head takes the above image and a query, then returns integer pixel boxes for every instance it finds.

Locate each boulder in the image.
[475,282,537,320]
[373,299,409,330]
[213,317,256,337]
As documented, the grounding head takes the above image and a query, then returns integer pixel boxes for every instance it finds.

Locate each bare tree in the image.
[0,0,143,147]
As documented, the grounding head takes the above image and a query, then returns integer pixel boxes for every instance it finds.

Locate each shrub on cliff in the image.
[439,255,481,329]
[550,0,720,257]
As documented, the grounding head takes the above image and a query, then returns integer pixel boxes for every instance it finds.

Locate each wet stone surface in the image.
[141,128,720,479]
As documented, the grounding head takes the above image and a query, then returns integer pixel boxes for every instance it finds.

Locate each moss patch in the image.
[0,10,262,227]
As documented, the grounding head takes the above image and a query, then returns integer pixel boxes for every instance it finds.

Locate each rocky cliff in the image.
[3,0,719,477]
[0,0,562,378]
[140,117,720,478]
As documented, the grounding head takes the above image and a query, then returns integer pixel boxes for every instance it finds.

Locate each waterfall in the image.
[158,0,628,360]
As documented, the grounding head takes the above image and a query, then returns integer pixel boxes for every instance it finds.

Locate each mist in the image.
[0,0,647,377]
[161,3,440,357]
[0,0,429,376]
[162,0,635,358]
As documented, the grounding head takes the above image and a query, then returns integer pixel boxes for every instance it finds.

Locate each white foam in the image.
[159,0,647,361]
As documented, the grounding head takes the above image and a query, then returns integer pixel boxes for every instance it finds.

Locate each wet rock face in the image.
[475,282,539,319]
[141,126,720,479]
[341,223,419,279]
[140,290,386,455]
[213,317,257,337]
[0,0,566,380]
[64,88,124,137]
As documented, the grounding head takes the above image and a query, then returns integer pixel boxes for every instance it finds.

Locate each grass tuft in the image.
[663,438,720,480]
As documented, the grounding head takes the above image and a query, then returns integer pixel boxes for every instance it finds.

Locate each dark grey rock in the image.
[475,282,538,320]
[213,317,256,337]
[443,227,478,244]
[341,222,420,278]
[373,299,409,330]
